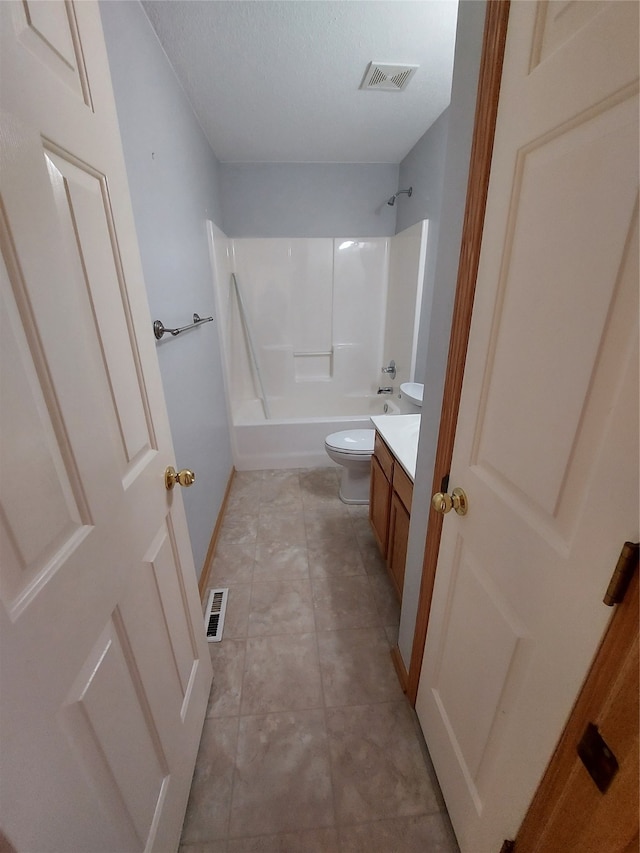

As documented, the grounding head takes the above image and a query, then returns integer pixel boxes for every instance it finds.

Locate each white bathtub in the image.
[232,395,401,470]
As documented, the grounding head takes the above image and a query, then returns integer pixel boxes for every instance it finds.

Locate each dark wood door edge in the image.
[406,0,511,705]
[512,567,638,850]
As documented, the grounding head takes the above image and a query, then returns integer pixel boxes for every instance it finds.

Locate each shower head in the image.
[387,187,413,206]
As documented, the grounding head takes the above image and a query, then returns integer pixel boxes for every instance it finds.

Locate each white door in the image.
[415,2,639,851]
[0,3,212,851]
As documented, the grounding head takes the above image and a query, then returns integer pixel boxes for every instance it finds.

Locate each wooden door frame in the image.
[406,0,511,705]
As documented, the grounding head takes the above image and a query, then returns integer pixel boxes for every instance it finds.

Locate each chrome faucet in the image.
[377,387,393,395]
[381,359,396,380]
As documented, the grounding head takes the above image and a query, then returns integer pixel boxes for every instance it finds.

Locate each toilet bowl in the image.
[324,429,375,504]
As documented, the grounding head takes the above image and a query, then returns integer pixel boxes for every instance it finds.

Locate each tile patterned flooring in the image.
[180,468,459,853]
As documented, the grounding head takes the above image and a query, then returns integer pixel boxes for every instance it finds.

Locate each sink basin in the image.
[400,382,423,407]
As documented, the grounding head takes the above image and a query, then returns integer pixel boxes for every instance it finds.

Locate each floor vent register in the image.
[204,588,228,643]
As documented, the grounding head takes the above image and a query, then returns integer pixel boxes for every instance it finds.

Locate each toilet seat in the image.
[324,429,375,455]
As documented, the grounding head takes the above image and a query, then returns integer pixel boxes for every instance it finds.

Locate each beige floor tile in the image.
[304,508,355,545]
[229,710,334,837]
[307,540,366,578]
[299,468,340,507]
[260,471,302,511]
[180,842,228,853]
[249,579,316,636]
[181,717,239,844]
[261,469,299,484]
[257,510,306,547]
[385,623,400,648]
[227,487,261,515]
[183,468,454,850]
[221,584,252,639]
[358,539,388,575]
[233,471,265,485]
[317,627,404,707]
[350,514,374,543]
[218,512,259,546]
[241,633,323,715]
[227,476,263,507]
[210,542,255,586]
[367,570,401,625]
[338,814,459,853]
[227,827,339,852]
[346,503,370,519]
[311,575,380,631]
[253,541,309,581]
[326,701,440,825]
[207,639,246,718]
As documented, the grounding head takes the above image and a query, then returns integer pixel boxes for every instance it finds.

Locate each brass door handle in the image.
[431,487,468,516]
[165,466,196,490]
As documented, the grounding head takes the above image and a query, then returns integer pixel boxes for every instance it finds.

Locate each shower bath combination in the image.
[208,219,429,470]
[387,187,413,206]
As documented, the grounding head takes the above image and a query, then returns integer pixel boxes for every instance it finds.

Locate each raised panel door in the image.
[0,3,212,850]
[415,3,639,850]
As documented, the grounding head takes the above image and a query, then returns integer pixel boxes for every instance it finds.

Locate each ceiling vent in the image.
[360,62,419,92]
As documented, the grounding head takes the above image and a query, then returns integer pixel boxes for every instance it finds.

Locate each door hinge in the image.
[603,541,639,606]
[577,722,619,793]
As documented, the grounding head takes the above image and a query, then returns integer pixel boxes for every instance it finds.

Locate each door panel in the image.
[0,251,90,612]
[432,539,527,786]
[141,520,201,700]
[44,146,157,473]
[415,3,639,850]
[0,3,212,850]
[14,0,91,104]
[0,214,98,618]
[530,1,608,71]
[474,96,638,523]
[61,617,170,848]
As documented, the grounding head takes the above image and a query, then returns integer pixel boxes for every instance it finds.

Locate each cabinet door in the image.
[387,491,410,601]
[369,454,391,557]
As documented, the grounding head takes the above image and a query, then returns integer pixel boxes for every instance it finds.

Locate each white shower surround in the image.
[208,221,427,470]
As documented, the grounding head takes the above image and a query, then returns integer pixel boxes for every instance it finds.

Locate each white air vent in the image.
[204,587,228,643]
[360,62,418,92]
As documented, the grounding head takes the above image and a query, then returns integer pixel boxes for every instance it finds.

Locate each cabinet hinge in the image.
[603,541,639,606]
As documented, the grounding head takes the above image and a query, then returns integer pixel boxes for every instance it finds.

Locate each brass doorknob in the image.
[431,487,468,516]
[165,466,196,490]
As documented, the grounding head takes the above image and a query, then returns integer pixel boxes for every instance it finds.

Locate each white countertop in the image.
[370,414,421,481]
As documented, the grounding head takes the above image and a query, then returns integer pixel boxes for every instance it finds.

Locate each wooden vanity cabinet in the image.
[387,463,413,599]
[369,433,393,557]
[369,431,413,600]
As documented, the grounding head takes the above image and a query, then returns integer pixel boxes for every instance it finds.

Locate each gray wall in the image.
[398,0,487,665]
[220,163,399,237]
[395,109,449,236]
[100,0,233,579]
[396,109,450,384]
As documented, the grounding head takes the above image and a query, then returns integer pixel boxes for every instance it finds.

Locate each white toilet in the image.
[324,429,375,504]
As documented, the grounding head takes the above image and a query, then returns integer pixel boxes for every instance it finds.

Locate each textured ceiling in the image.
[141,1,459,164]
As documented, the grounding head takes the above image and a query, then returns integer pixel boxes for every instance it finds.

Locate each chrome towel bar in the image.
[153,313,213,340]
